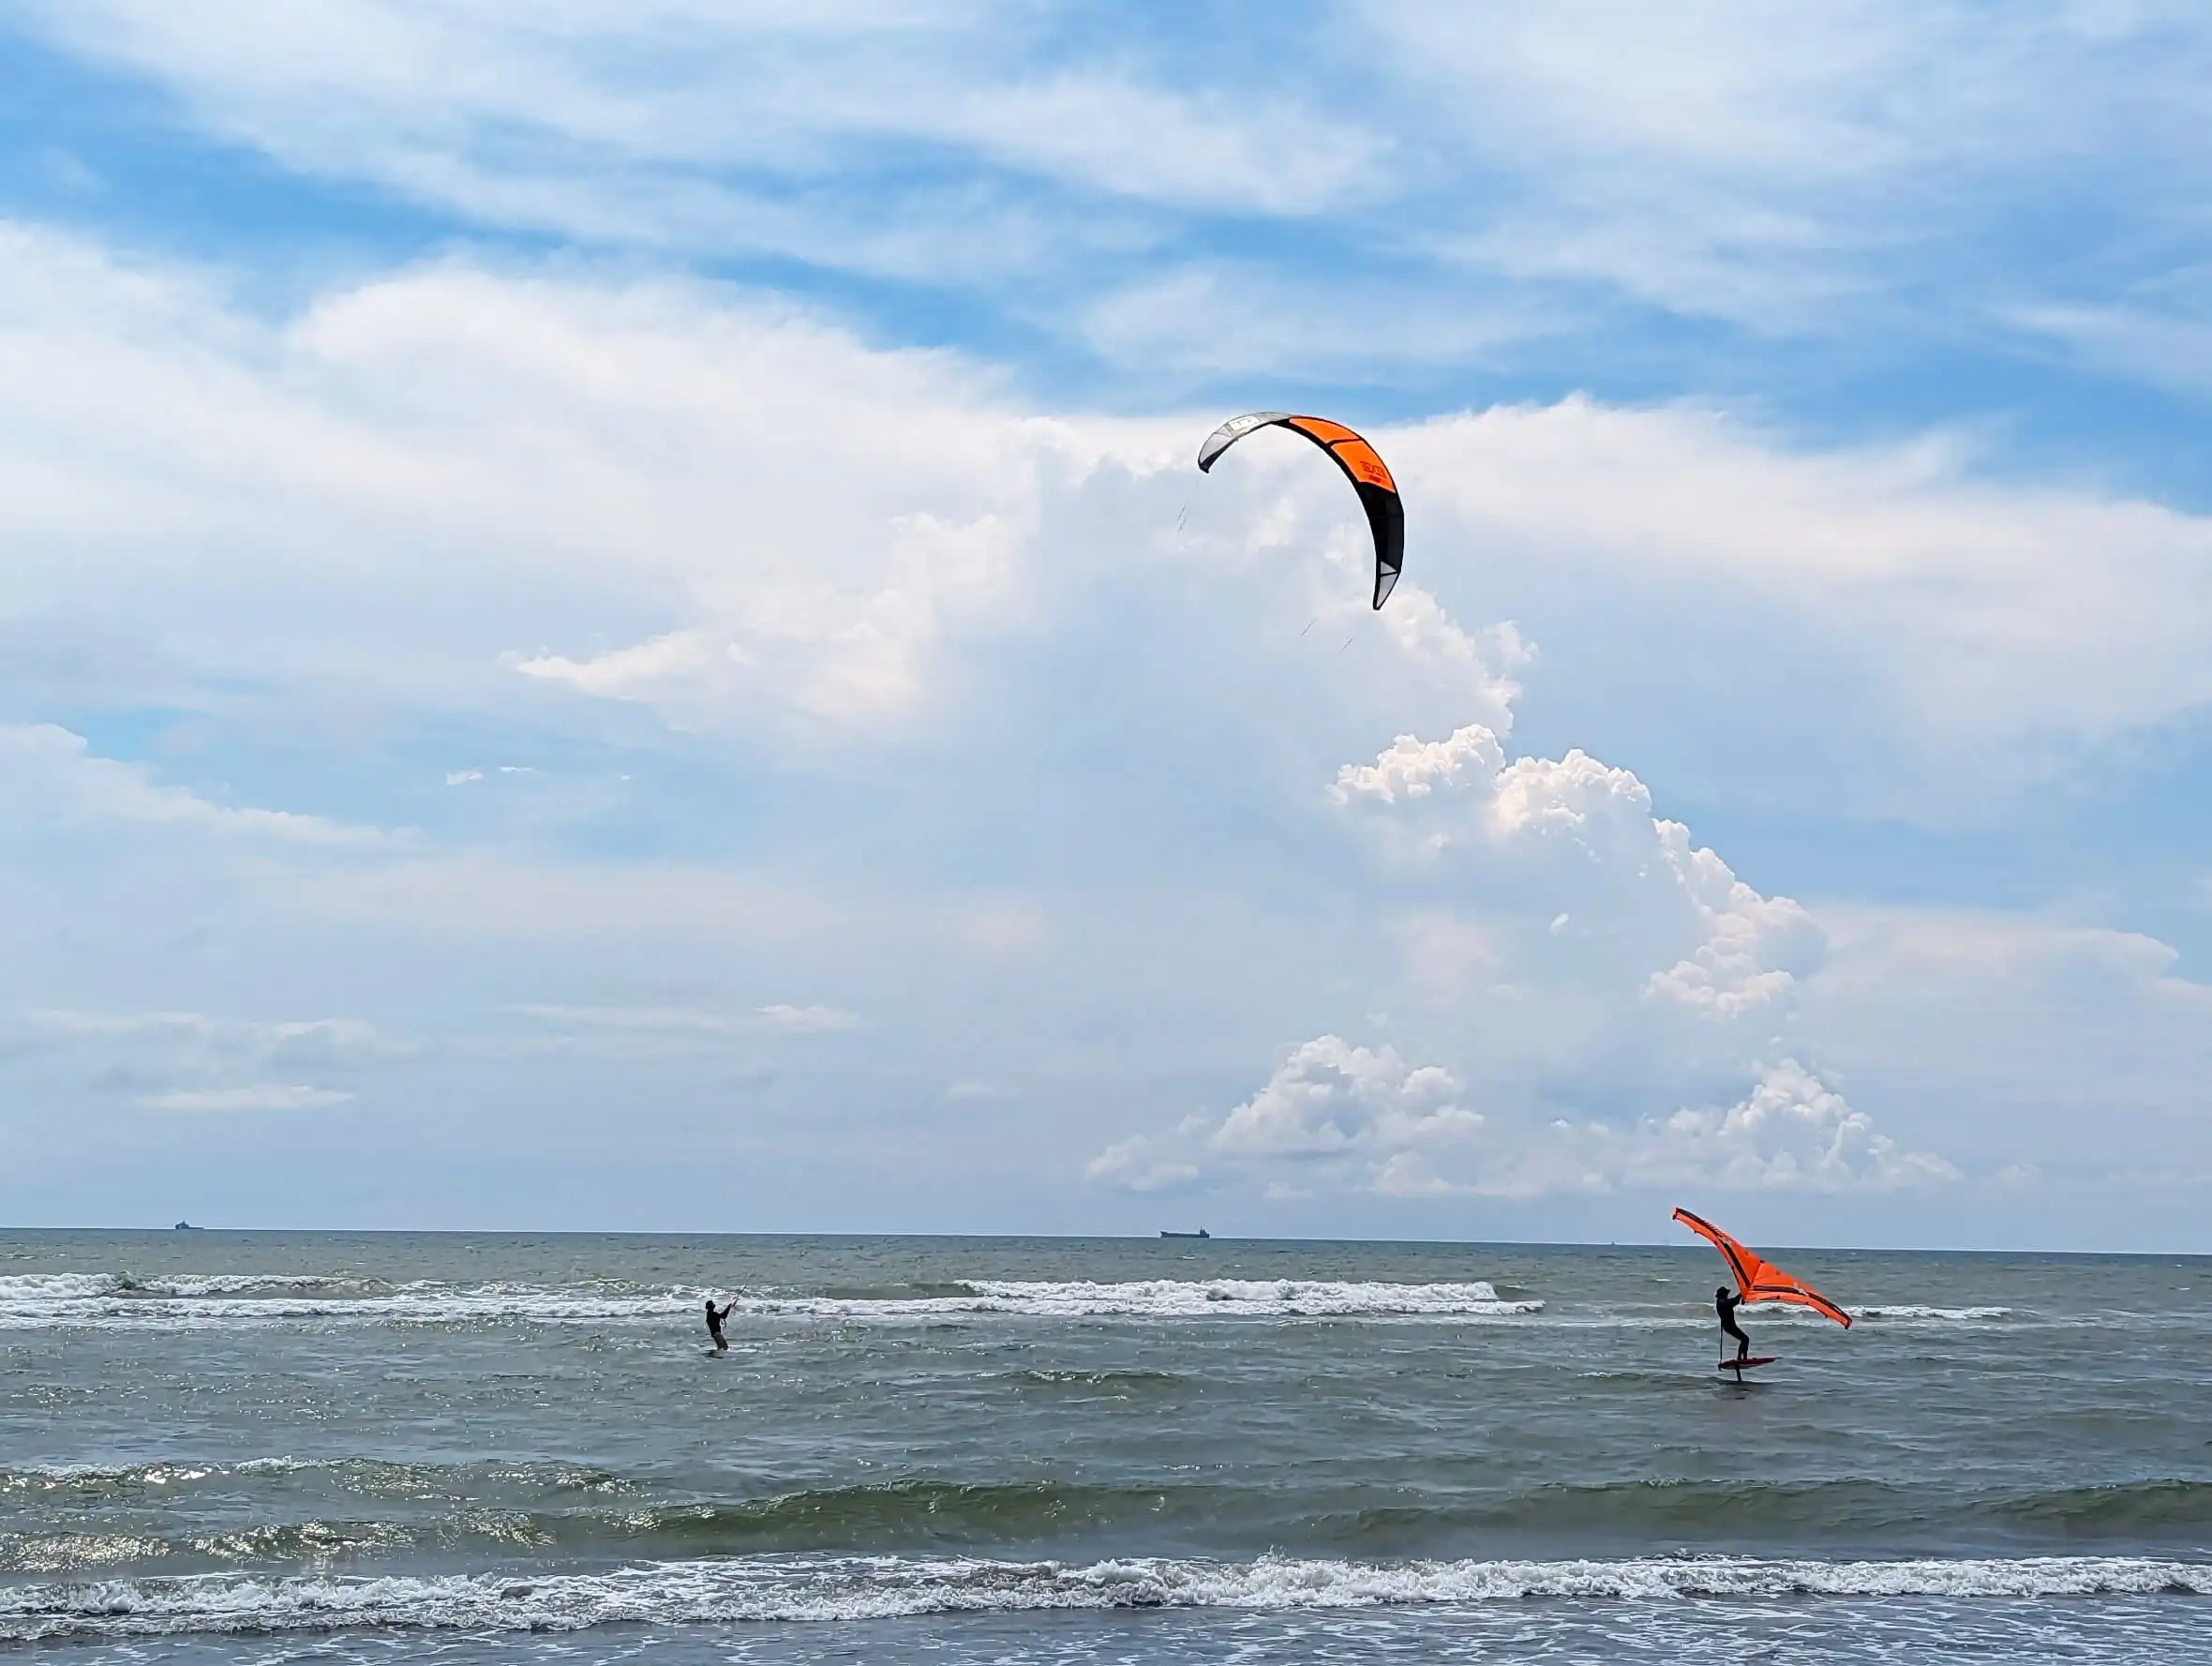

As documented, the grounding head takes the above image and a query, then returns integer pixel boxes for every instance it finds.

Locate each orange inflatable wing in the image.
[1672,1207,1851,1328]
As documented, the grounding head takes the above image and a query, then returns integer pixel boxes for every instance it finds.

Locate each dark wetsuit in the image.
[1716,1289,1750,1358]
[705,1298,732,1353]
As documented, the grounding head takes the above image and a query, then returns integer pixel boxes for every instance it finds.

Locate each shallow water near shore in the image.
[4,1231,2207,1662]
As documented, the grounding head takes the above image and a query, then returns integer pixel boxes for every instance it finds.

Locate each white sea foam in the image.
[0,1273,114,1301]
[1722,1300,2018,1328]
[0,1275,1540,1330]
[0,1274,685,1329]
[683,1278,1538,1322]
[150,1273,410,1297]
[0,1553,2199,1641]
[922,1279,1541,1319]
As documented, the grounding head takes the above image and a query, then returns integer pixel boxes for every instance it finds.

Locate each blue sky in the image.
[2,2,2209,1245]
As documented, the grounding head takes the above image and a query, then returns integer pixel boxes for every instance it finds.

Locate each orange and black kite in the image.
[1198,413,1404,609]
[1672,1207,1851,1328]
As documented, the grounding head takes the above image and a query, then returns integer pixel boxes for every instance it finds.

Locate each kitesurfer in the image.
[704,1296,735,1354]
[1715,1285,1751,1361]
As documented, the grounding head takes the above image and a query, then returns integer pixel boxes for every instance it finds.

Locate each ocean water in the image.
[3,1233,2207,1664]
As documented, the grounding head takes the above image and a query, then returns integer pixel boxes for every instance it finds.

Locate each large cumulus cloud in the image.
[2,225,2209,1235]
[1090,1042,1953,1201]
[1333,722,1825,1017]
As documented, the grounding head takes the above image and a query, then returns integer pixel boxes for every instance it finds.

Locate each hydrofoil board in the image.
[1718,1356,1776,1371]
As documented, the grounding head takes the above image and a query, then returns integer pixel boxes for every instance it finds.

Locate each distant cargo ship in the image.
[1159,1228,1210,1239]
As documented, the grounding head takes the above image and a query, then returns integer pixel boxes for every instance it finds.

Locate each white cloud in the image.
[2007,304,2212,399]
[1795,907,2212,1176]
[933,75,1379,215]
[1368,4,2212,337]
[0,724,383,846]
[0,224,1070,738]
[505,494,1027,727]
[1210,1035,1479,1160]
[1368,1149,1461,1198]
[511,1004,741,1036]
[23,0,2212,387]
[1816,908,2212,1006]
[755,1003,859,1032]
[1389,401,2212,785]
[1590,1058,1957,1193]
[9,1011,392,1112]
[510,1002,856,1035]
[1091,1036,1482,1195]
[27,1010,389,1060]
[16,1,1378,280]
[4,225,2211,1234]
[139,1085,354,1111]
[1331,723,1506,818]
[1094,1043,1951,1202]
[1075,262,1543,379]
[291,859,830,940]
[1084,1136,1199,1193]
[1336,723,1823,1017]
[1641,828,1826,1018]
[1388,912,1506,1005]
[514,631,719,700]
[11,223,2210,793]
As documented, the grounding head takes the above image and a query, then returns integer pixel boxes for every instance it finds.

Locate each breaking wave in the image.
[3,1552,2202,1642]
[0,1274,1541,1330]
[953,1279,1542,1318]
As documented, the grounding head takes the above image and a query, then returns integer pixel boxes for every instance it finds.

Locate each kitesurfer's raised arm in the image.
[704,1296,732,1354]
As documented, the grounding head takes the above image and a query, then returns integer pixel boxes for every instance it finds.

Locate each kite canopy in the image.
[1672,1207,1852,1328]
[1197,412,1404,609]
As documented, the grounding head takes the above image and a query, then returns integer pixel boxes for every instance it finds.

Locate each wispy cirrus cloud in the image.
[14,1,1378,287]
[0,724,386,847]
[510,1002,857,1035]
[22,0,2212,397]
[139,1084,354,1112]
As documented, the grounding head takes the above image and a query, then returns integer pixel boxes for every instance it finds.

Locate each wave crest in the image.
[0,1275,1541,1330]
[2,1552,2201,1642]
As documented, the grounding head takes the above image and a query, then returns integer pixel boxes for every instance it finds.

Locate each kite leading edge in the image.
[1673,1207,1853,1328]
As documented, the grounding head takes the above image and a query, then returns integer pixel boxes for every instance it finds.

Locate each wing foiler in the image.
[1672,1207,1852,1328]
